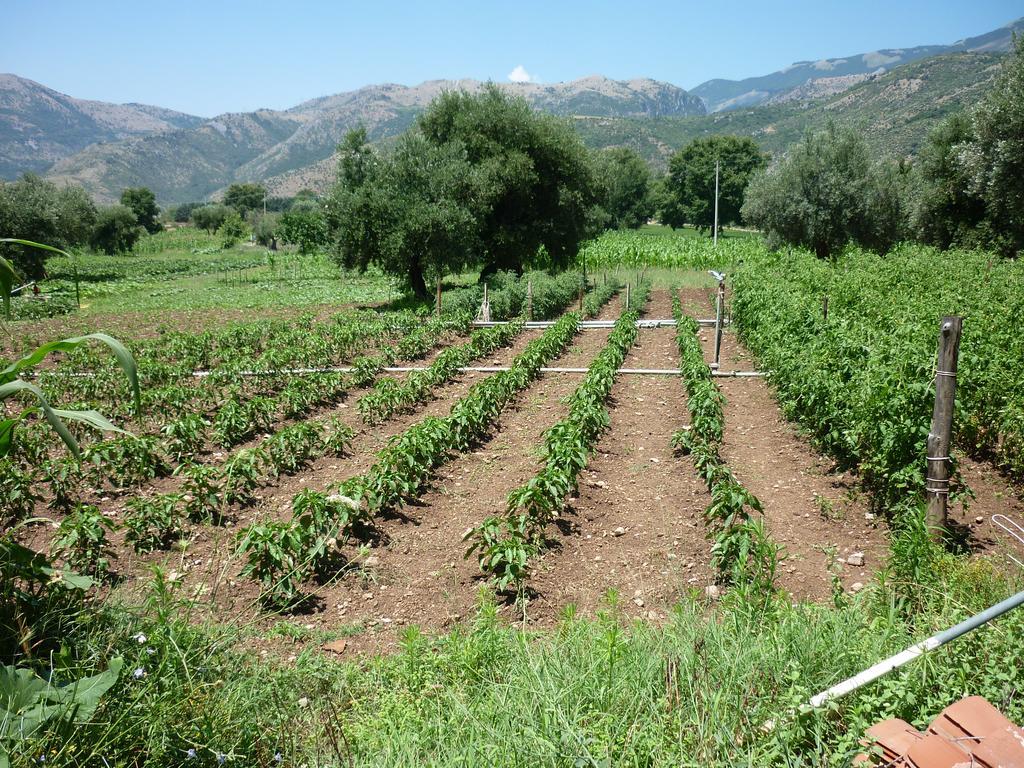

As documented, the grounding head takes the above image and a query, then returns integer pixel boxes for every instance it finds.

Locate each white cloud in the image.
[507,65,534,83]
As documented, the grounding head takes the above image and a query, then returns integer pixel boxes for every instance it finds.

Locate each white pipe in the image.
[809,588,1024,708]
[472,319,725,328]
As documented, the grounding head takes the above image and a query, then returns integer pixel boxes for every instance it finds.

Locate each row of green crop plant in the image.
[358,321,525,425]
[356,277,626,425]
[236,314,582,607]
[581,278,623,318]
[39,416,358,582]
[576,230,760,271]
[28,309,424,424]
[4,314,466,531]
[670,292,780,598]
[443,270,586,320]
[465,308,641,593]
[730,245,1024,514]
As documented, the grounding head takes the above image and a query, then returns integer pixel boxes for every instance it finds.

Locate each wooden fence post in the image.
[526,280,533,321]
[926,316,962,536]
[435,277,442,318]
[713,277,726,369]
[625,282,631,311]
[479,283,491,322]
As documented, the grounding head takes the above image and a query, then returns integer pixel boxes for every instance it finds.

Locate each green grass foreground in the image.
[15,554,1023,767]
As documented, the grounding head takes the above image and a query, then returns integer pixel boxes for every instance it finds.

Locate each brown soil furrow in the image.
[528,289,714,625]
[251,325,545,512]
[679,287,887,601]
[293,302,622,651]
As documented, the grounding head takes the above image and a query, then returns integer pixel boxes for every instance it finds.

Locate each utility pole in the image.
[713,159,720,247]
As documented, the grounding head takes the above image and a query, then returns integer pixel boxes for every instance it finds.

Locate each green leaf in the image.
[1,333,141,416]
[0,255,14,319]
[0,380,81,459]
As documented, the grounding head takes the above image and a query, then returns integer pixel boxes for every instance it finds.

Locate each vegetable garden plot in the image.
[697,303,888,600]
[526,289,717,621]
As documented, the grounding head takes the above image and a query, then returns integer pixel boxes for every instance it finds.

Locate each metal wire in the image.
[992,514,1024,571]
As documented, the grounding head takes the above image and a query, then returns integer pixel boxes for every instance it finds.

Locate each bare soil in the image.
[680,287,888,601]
[527,289,714,625]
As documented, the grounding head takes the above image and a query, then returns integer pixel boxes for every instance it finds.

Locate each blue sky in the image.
[3,1,1021,116]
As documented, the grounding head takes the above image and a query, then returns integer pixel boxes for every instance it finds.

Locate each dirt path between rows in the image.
[527,289,714,625]
[679,288,887,601]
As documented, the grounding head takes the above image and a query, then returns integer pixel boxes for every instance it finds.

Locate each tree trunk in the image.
[408,261,429,300]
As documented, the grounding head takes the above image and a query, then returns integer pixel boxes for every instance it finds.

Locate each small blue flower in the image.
[216,753,226,765]
[186,748,198,759]
[274,753,282,763]
[132,667,146,680]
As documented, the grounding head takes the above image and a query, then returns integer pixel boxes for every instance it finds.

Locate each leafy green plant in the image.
[222,448,267,506]
[160,413,207,462]
[236,520,306,609]
[0,459,40,524]
[124,494,184,553]
[176,463,223,523]
[263,421,322,475]
[52,504,117,579]
[321,416,355,456]
[83,435,167,489]
[41,457,82,512]
[0,657,123,768]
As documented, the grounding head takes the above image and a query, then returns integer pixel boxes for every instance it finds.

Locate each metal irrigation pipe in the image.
[471,319,726,329]
[809,588,1024,708]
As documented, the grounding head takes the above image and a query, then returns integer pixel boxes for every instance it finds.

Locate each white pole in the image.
[713,159,720,247]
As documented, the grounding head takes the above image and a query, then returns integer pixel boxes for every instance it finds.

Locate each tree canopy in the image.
[91,205,143,254]
[742,124,904,259]
[191,204,231,233]
[661,136,766,232]
[223,183,267,216]
[0,174,97,279]
[328,86,600,296]
[593,147,654,230]
[120,187,161,234]
[911,37,1024,256]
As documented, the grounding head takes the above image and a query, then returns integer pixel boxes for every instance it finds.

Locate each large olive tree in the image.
[328,85,600,296]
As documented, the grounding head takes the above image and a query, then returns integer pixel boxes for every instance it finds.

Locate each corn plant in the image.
[1,245,140,460]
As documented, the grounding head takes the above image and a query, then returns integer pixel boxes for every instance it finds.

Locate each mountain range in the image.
[0,17,1020,205]
[693,16,1023,111]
